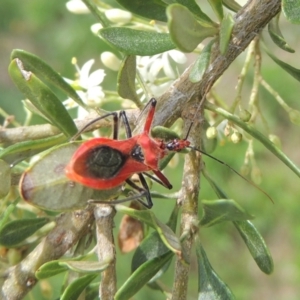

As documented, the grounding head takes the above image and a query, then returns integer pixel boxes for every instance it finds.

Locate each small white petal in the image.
[105,9,132,24]
[100,52,121,71]
[151,81,172,97]
[168,49,187,64]
[88,69,106,87]
[79,59,95,88]
[86,86,105,105]
[91,23,103,35]
[66,0,89,14]
[148,58,163,82]
[162,53,176,79]
[77,106,89,119]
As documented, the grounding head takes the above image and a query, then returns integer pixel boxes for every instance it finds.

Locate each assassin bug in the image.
[66,98,272,208]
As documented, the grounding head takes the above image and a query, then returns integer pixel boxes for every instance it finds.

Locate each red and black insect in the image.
[65,98,190,208]
[65,98,271,208]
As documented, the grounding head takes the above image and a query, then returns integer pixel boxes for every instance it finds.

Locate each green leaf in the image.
[196,238,235,299]
[8,59,77,138]
[200,199,254,227]
[189,39,215,83]
[268,14,295,53]
[61,274,98,300]
[116,205,181,254]
[0,160,11,198]
[219,13,234,54]
[117,55,140,106]
[167,4,218,52]
[116,0,167,22]
[207,0,224,21]
[282,0,300,24]
[0,134,67,165]
[264,46,300,81]
[234,220,274,274]
[10,49,87,109]
[115,251,173,300]
[19,143,122,211]
[36,260,69,279]
[131,204,179,283]
[175,0,216,26]
[59,260,110,274]
[0,218,49,247]
[0,201,18,231]
[222,0,241,12]
[205,102,300,178]
[99,28,175,55]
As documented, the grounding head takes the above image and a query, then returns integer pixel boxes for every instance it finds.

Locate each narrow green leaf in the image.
[0,160,11,198]
[10,49,86,109]
[8,59,77,138]
[59,260,110,274]
[117,55,140,106]
[219,13,234,54]
[282,0,300,24]
[167,4,218,52]
[20,143,122,211]
[0,134,67,165]
[234,220,274,274]
[205,102,300,178]
[268,14,295,53]
[36,260,69,279]
[115,251,173,300]
[264,46,300,81]
[222,0,241,12]
[200,199,253,227]
[61,274,98,300]
[132,204,179,284]
[0,201,17,231]
[0,218,49,247]
[175,0,216,26]
[116,0,167,22]
[202,168,228,199]
[116,205,181,254]
[196,238,235,299]
[189,39,215,83]
[99,28,175,55]
[207,0,224,21]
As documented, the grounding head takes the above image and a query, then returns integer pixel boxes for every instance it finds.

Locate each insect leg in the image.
[143,171,173,189]
[71,112,119,141]
[125,174,153,208]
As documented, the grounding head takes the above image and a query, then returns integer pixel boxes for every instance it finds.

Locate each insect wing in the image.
[19,143,122,211]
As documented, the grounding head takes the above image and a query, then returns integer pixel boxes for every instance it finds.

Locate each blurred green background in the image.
[1,1,300,299]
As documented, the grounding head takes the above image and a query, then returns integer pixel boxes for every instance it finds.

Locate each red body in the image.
[65,132,168,189]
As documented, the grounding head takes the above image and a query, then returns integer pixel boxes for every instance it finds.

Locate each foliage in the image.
[1,0,300,299]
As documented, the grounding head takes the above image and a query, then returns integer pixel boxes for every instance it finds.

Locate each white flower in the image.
[64,59,106,118]
[66,0,89,14]
[136,50,187,99]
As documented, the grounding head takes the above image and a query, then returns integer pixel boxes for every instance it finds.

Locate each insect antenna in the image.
[180,84,273,202]
[187,145,273,203]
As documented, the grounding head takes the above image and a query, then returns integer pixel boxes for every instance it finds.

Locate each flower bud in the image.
[66,0,89,14]
[231,132,243,144]
[206,126,217,139]
[251,166,262,185]
[100,52,121,71]
[90,23,103,35]
[269,134,281,149]
[240,164,250,176]
[7,248,22,265]
[239,109,251,122]
[105,9,132,24]
[289,109,300,126]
